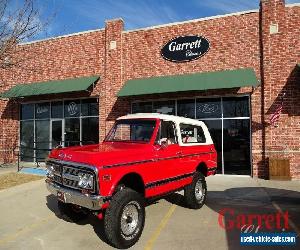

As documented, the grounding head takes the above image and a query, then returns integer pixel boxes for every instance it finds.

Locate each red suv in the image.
[46,113,217,248]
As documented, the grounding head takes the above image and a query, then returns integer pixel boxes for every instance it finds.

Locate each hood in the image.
[48,142,154,167]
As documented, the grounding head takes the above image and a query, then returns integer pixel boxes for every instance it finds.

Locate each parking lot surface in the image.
[0,175,299,250]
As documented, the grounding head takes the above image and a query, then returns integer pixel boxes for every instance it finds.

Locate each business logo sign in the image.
[68,102,78,116]
[161,35,210,62]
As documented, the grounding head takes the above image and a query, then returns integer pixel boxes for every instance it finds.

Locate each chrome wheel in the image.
[195,179,204,202]
[120,201,139,236]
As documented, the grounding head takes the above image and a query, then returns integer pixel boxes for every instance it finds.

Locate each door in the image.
[64,118,80,146]
[51,120,63,149]
[152,121,184,194]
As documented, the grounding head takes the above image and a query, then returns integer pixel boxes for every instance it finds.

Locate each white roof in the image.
[118,113,205,126]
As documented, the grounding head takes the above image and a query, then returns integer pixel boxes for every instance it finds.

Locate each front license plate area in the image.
[57,191,65,202]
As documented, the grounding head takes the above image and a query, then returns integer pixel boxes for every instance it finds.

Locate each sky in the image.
[8,0,300,41]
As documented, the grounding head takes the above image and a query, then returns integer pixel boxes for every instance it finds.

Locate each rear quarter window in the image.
[180,123,206,144]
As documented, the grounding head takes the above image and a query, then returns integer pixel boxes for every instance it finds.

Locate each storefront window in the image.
[81,98,99,116]
[21,104,34,120]
[223,96,249,117]
[64,100,80,117]
[35,103,50,119]
[51,101,63,118]
[82,117,99,145]
[65,118,80,146]
[204,120,222,174]
[153,100,175,115]
[177,99,195,118]
[35,120,50,160]
[196,98,221,119]
[20,121,34,162]
[132,102,152,113]
[223,119,250,175]
[20,98,99,161]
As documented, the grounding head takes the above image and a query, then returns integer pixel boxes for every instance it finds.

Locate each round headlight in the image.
[46,165,55,178]
[78,173,94,189]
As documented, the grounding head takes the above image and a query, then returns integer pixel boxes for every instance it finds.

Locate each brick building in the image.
[0,0,299,179]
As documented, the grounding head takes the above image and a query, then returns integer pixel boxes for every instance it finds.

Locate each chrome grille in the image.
[46,161,96,193]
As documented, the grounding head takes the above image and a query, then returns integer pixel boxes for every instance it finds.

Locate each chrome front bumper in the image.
[46,179,106,210]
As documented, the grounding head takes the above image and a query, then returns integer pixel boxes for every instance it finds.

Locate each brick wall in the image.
[0,30,106,161]
[0,0,299,179]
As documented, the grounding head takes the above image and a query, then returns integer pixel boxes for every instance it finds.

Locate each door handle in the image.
[176,151,183,156]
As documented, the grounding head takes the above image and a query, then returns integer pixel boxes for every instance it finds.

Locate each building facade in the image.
[0,0,299,179]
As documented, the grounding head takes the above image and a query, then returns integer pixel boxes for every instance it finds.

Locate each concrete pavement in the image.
[0,175,299,249]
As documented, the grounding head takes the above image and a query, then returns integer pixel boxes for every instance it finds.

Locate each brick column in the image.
[258,0,295,178]
[99,19,130,141]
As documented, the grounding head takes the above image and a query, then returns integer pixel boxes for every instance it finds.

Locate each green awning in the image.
[0,75,99,98]
[118,68,258,97]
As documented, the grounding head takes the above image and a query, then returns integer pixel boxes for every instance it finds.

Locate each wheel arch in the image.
[111,172,145,197]
[196,162,208,177]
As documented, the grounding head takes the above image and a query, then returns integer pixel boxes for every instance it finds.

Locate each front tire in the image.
[184,172,207,209]
[57,201,88,222]
[104,188,145,249]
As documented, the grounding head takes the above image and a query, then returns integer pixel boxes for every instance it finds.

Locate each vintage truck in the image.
[45,113,217,248]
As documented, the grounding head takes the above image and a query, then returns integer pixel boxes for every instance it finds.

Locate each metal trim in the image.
[45,180,107,210]
[145,172,194,189]
[46,159,99,194]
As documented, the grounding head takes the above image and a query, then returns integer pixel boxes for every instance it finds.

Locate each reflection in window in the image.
[21,104,34,120]
[35,103,50,119]
[223,97,249,118]
[51,101,63,118]
[81,98,99,116]
[153,100,175,115]
[196,98,221,119]
[132,102,152,113]
[177,99,195,118]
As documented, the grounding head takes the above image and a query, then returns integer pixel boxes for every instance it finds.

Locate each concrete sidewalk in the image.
[0,175,299,250]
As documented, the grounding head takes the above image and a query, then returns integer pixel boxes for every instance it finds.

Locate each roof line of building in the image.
[123,9,259,33]
[286,3,300,8]
[19,3,299,46]
[20,28,105,46]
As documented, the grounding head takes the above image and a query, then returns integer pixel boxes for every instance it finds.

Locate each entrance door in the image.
[51,120,63,149]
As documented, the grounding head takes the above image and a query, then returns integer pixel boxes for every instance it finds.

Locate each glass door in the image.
[51,120,63,149]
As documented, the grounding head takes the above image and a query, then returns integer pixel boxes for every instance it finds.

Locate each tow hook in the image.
[97,211,103,220]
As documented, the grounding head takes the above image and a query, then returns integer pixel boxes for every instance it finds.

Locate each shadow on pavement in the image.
[166,187,300,250]
[46,194,112,246]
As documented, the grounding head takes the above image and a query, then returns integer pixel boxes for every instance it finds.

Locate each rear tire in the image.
[104,188,145,249]
[184,172,207,209]
[57,201,88,222]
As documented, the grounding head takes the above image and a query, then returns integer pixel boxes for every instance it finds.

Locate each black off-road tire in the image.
[184,172,207,209]
[57,201,88,222]
[104,188,145,249]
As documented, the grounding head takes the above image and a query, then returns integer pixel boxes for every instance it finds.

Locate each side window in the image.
[180,124,206,144]
[156,121,177,145]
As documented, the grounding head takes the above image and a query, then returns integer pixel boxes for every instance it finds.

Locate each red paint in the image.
[48,116,217,199]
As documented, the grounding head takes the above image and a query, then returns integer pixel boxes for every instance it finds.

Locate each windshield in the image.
[105,119,156,143]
